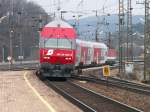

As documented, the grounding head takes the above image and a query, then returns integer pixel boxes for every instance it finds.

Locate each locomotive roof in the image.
[45,19,73,28]
[41,19,76,38]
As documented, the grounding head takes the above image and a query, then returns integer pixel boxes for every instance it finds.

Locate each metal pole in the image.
[9,30,13,58]
[30,46,33,58]
[77,15,79,36]
[108,32,111,48]
[144,0,147,81]
[127,0,129,61]
[9,0,14,59]
[18,11,22,62]
[60,11,63,19]
[144,0,150,81]
[2,46,4,63]
[94,10,99,42]
[19,34,23,63]
[119,0,121,73]
[127,0,133,61]
[77,15,82,37]
[119,0,125,73]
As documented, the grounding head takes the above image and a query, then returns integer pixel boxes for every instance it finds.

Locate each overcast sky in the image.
[28,0,144,19]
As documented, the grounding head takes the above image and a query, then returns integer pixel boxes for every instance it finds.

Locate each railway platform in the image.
[0,71,82,112]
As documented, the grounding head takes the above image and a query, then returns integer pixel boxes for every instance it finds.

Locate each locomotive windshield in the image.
[40,38,75,49]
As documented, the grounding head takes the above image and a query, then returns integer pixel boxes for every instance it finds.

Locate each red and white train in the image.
[106,49,117,65]
[38,19,116,78]
[76,39,108,66]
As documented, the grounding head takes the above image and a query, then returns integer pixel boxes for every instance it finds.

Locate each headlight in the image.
[43,57,50,59]
[65,57,72,60]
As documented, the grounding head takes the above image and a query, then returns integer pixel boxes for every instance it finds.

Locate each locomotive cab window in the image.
[40,38,75,49]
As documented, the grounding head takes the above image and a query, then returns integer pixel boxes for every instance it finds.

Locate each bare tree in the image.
[0,0,50,61]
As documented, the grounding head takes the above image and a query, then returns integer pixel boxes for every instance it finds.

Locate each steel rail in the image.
[45,80,96,112]
[72,75,150,95]
[109,77,150,90]
[45,80,142,112]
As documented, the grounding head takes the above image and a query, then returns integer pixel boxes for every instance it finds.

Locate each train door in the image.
[101,48,107,64]
[94,48,101,64]
[81,47,88,65]
[86,47,93,65]
[104,48,108,62]
[76,43,81,66]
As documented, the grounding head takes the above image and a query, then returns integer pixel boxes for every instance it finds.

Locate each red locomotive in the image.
[39,19,76,78]
[38,19,116,78]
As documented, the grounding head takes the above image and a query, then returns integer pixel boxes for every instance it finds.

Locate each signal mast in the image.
[144,0,150,81]
[118,0,125,73]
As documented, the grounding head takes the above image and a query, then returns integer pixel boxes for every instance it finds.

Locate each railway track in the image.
[0,63,38,71]
[45,80,142,112]
[72,75,150,95]
[109,77,150,91]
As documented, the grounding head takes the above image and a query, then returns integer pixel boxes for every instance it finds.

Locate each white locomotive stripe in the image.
[23,72,56,112]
